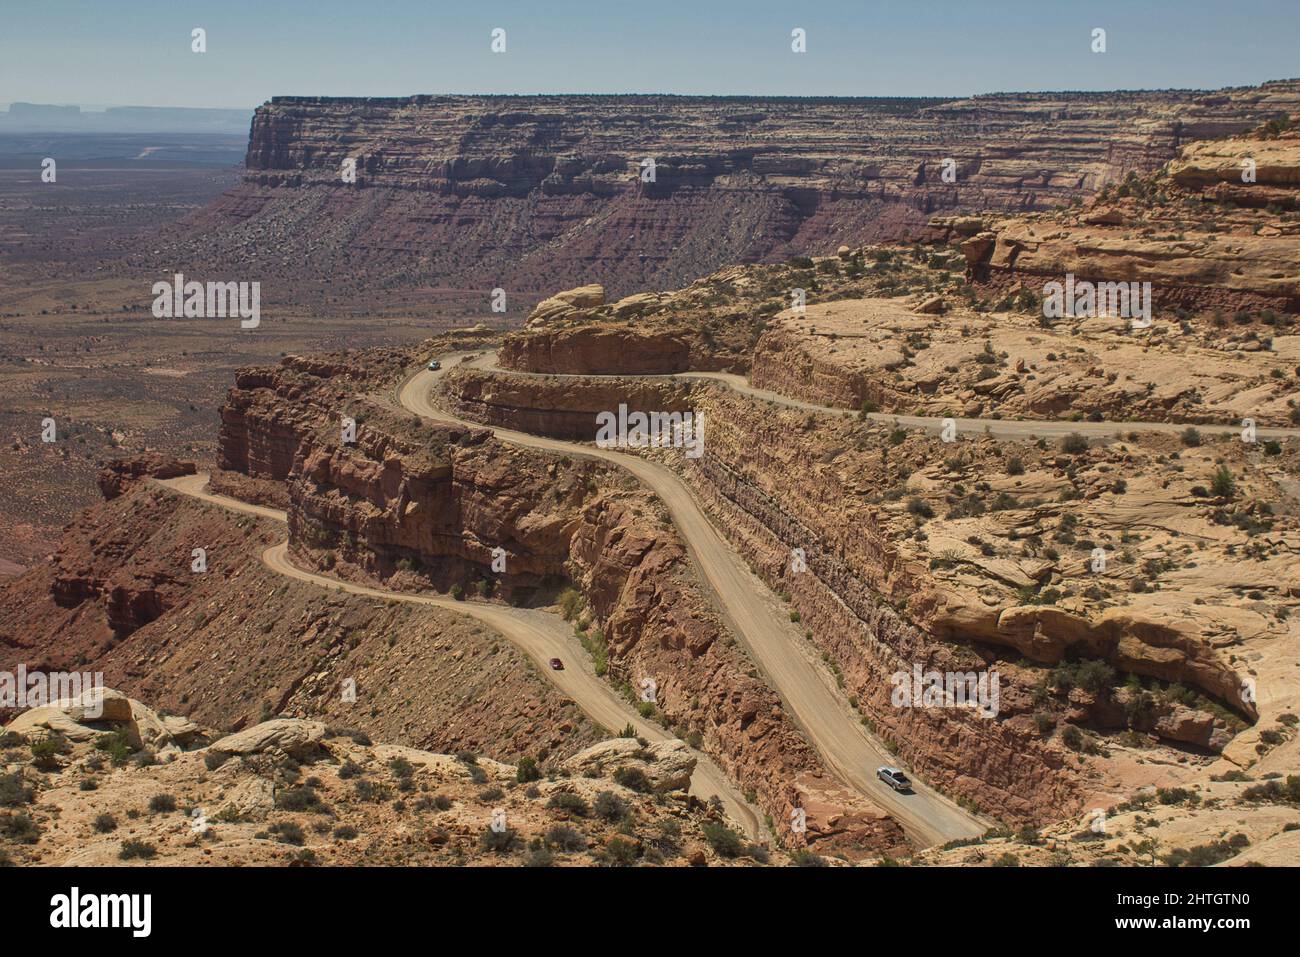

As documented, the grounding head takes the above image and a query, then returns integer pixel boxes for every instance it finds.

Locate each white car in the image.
[876,766,912,792]
[427,359,441,371]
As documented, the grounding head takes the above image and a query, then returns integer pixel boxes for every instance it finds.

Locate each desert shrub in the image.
[547,792,589,817]
[479,826,517,853]
[94,730,133,766]
[745,843,771,864]
[148,794,177,813]
[30,736,66,771]
[1156,787,1198,806]
[266,821,306,845]
[1210,465,1236,498]
[1060,433,1089,454]
[593,791,627,823]
[0,811,40,843]
[601,835,639,866]
[545,824,587,852]
[1240,776,1300,804]
[701,821,743,858]
[387,756,415,780]
[792,850,826,867]
[203,751,230,771]
[526,845,556,867]
[0,773,34,807]
[94,812,117,833]
[333,825,358,840]
[906,497,934,519]
[612,767,652,793]
[1162,836,1246,867]
[276,786,326,813]
[118,839,157,860]
[352,779,389,803]
[516,756,541,783]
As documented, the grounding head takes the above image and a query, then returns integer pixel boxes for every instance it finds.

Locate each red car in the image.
[549,658,564,671]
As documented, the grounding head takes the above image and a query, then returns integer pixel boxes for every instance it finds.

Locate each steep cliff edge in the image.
[442,362,1293,822]
[167,84,1300,308]
[211,344,907,854]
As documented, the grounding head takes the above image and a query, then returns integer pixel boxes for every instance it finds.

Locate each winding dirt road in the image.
[470,350,1300,442]
[153,473,763,840]
[402,357,988,846]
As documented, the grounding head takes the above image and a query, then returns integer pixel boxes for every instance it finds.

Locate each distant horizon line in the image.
[5,77,1298,113]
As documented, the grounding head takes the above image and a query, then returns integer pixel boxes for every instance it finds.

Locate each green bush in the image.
[1210,465,1236,498]
[118,839,157,860]
[557,587,586,621]
[593,791,627,823]
[516,757,541,783]
[701,821,743,858]
[1060,433,1089,454]
[547,792,589,817]
[148,794,177,813]
[612,767,652,793]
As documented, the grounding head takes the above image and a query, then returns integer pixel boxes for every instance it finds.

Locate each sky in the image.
[1,0,1297,109]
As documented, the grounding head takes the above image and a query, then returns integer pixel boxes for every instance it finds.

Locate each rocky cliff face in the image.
[0,482,597,764]
[213,345,905,853]
[952,125,1300,316]
[172,85,1299,308]
[442,362,1285,821]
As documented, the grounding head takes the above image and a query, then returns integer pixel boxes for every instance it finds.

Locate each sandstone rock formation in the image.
[97,453,196,500]
[2,711,794,867]
[166,84,1300,308]
[210,343,905,852]
[0,470,605,765]
[956,125,1300,315]
[209,718,327,758]
[442,344,1294,822]
[4,687,200,751]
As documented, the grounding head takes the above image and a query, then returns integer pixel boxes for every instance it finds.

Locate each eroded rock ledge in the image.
[441,365,1269,821]
[213,347,906,854]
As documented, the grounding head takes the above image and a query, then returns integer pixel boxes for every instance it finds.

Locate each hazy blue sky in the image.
[2,0,1297,108]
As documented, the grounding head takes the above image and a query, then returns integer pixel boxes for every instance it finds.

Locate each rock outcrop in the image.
[211,345,906,852]
[2,711,802,867]
[958,126,1300,316]
[97,453,196,500]
[166,84,1300,309]
[4,687,201,751]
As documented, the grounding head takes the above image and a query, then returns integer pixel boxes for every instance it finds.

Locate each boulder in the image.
[525,284,606,327]
[562,737,696,792]
[209,719,326,758]
[3,687,194,750]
